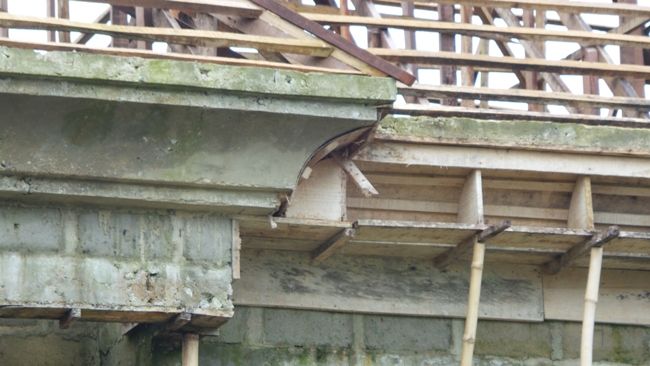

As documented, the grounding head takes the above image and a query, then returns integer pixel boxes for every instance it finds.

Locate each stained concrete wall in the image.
[3,306,649,365]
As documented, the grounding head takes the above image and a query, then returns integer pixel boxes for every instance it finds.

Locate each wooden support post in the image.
[439,3,457,106]
[182,333,200,366]
[0,0,7,38]
[312,227,355,263]
[523,9,543,112]
[460,5,474,108]
[339,0,351,41]
[46,0,56,42]
[57,0,70,43]
[582,48,600,115]
[59,308,81,329]
[135,7,148,49]
[111,5,130,48]
[477,38,489,108]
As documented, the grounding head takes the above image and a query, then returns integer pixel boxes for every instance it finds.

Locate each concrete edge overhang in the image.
[0,46,397,215]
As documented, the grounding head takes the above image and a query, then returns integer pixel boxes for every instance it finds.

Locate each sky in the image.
[4,0,649,114]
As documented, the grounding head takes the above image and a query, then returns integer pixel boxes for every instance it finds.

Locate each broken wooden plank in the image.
[59,308,81,329]
[0,12,334,57]
[544,226,620,274]
[311,227,356,263]
[434,221,511,269]
[248,0,416,84]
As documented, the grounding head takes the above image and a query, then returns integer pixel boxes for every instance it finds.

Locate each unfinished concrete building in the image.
[0,0,649,365]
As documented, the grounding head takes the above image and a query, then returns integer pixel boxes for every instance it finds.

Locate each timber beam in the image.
[312,227,357,263]
[434,221,511,270]
[544,226,621,275]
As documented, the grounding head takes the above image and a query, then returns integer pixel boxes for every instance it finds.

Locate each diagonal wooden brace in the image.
[434,220,511,270]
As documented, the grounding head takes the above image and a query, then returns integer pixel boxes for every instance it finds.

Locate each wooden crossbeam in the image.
[0,38,360,75]
[311,227,356,263]
[398,84,650,110]
[543,226,620,275]
[166,312,192,332]
[73,8,111,44]
[390,104,650,129]
[433,221,511,269]
[75,0,263,18]
[333,153,378,198]
[59,308,81,329]
[304,13,650,49]
[249,0,416,84]
[0,12,334,57]
[370,48,650,79]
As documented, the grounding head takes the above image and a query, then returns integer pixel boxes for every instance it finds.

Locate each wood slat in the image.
[370,48,650,79]
[0,12,333,56]
[304,13,650,49]
[77,0,263,18]
[431,0,650,17]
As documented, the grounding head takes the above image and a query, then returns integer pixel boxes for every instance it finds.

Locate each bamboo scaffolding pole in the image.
[182,333,200,366]
[460,238,485,366]
[581,246,603,366]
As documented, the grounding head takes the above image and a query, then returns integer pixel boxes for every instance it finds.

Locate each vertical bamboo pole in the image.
[460,237,484,366]
[182,333,200,366]
[581,246,603,366]
[457,170,484,366]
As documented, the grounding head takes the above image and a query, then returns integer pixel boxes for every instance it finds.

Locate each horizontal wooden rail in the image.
[0,38,359,74]
[370,48,650,79]
[429,0,650,17]
[0,12,334,57]
[399,84,650,110]
[304,13,650,49]
[74,0,263,18]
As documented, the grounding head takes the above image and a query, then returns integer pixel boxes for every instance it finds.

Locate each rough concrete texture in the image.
[1,307,649,365]
[0,202,234,320]
[0,46,395,104]
[379,115,650,157]
[147,306,650,366]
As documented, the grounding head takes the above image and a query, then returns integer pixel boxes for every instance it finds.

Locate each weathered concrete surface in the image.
[0,46,396,214]
[0,202,234,325]
[146,306,650,366]
[378,115,650,157]
[233,249,544,321]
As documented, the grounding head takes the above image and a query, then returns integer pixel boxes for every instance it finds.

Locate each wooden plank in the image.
[390,104,650,129]
[354,142,650,179]
[354,219,482,243]
[398,84,650,110]
[305,13,650,49]
[484,226,592,252]
[311,227,356,263]
[543,226,620,274]
[232,220,241,280]
[234,249,544,321]
[248,0,416,84]
[0,12,334,57]
[544,267,650,325]
[430,0,650,17]
[370,48,650,79]
[0,38,359,74]
[79,0,263,18]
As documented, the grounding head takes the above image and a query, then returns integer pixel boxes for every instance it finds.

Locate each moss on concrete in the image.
[0,46,396,104]
[379,115,650,156]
